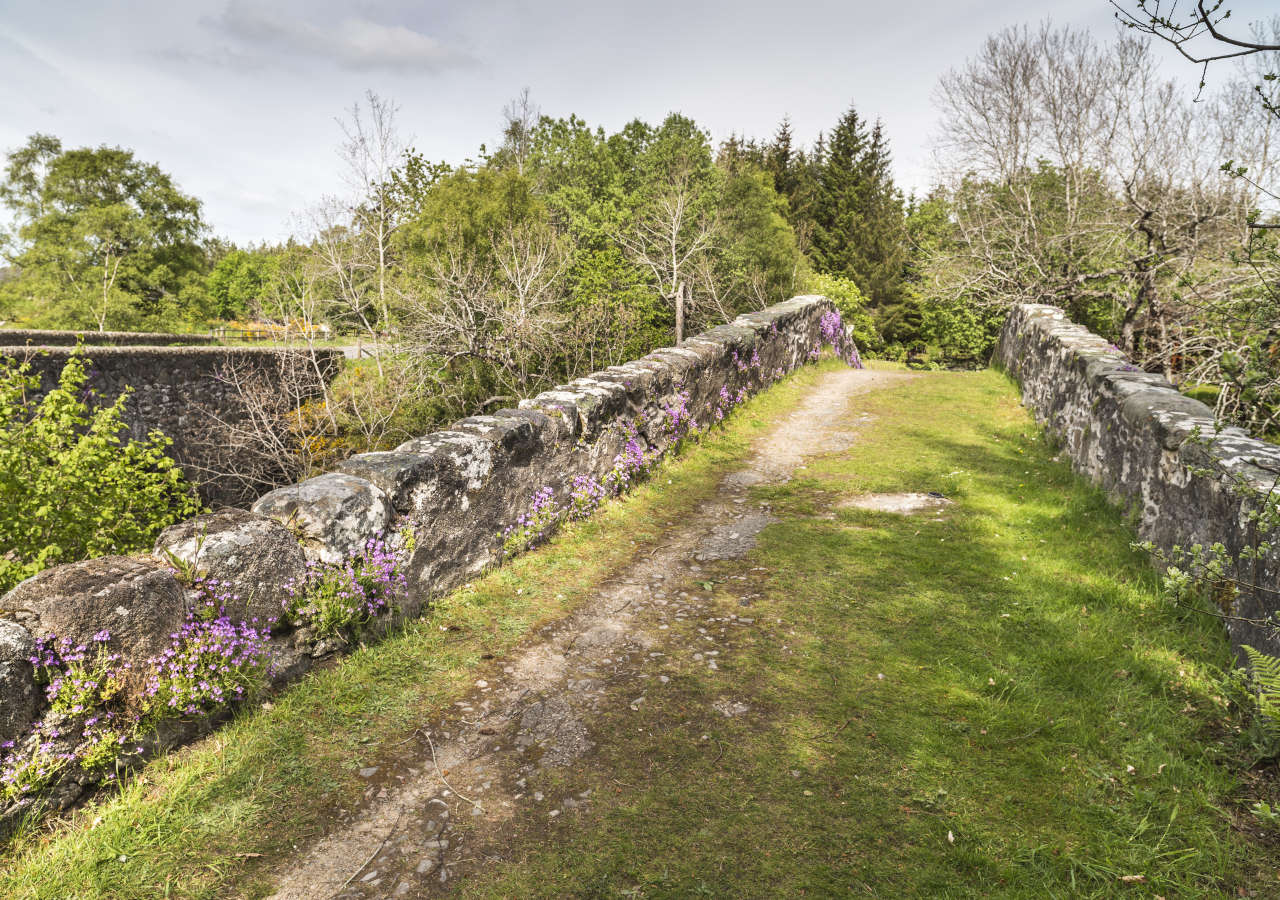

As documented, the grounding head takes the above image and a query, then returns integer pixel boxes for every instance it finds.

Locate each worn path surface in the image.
[267,368,912,899]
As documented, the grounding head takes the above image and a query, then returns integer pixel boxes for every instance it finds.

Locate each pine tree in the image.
[761,116,820,256]
[766,117,795,196]
[810,105,907,320]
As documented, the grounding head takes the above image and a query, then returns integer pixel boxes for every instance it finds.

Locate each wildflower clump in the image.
[141,614,272,721]
[819,309,865,368]
[502,486,563,556]
[568,474,608,521]
[662,389,696,442]
[1,631,132,801]
[282,536,408,639]
[1,586,281,805]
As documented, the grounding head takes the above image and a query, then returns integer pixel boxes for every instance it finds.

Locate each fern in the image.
[1242,646,1280,736]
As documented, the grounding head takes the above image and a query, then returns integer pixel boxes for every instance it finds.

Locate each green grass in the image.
[453,368,1271,898]
[1,363,1272,898]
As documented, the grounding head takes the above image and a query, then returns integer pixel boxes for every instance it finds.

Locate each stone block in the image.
[453,413,543,461]
[154,508,306,625]
[338,451,444,513]
[1,556,187,661]
[0,620,37,747]
[252,472,392,564]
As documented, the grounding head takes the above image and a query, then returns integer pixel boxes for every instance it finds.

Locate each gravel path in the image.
[266,367,912,899]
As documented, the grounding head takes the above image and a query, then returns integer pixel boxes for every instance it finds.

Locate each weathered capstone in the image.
[154,508,306,625]
[1,556,187,661]
[0,620,37,747]
[452,414,544,463]
[338,451,446,513]
[252,472,392,564]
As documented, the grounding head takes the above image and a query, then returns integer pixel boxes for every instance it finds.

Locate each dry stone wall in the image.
[996,304,1280,658]
[0,295,839,820]
[1,344,343,506]
[0,329,217,346]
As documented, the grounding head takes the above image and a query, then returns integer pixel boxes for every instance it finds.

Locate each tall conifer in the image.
[810,105,907,317]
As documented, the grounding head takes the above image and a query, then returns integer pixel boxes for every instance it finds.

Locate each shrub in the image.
[0,351,202,593]
[804,273,880,351]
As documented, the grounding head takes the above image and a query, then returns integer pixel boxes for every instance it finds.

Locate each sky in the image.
[0,0,1272,244]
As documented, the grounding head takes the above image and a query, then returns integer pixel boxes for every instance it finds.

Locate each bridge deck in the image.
[2,364,1260,898]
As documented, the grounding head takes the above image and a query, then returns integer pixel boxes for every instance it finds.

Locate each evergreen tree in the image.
[809,105,907,318]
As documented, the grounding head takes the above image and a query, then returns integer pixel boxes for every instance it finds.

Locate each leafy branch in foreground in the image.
[0,350,202,593]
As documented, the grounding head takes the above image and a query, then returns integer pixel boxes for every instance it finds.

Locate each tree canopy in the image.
[0,134,209,330]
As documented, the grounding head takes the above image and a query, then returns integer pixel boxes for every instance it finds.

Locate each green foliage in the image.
[0,134,210,331]
[0,351,202,592]
[714,166,805,314]
[804,272,878,349]
[810,107,908,315]
[1242,646,1280,747]
[920,298,1005,364]
[399,167,544,266]
[204,248,279,320]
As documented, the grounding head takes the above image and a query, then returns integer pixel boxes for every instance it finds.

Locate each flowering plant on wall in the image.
[282,535,410,639]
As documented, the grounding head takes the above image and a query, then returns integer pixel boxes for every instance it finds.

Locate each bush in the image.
[0,351,203,593]
[804,273,880,351]
[921,297,1006,364]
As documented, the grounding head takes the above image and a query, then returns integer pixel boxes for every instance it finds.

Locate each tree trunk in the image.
[675,281,686,345]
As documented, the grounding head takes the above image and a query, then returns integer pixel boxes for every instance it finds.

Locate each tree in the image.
[0,134,208,330]
[204,247,279,320]
[810,105,908,320]
[305,91,411,369]
[522,114,665,365]
[928,23,1274,393]
[699,165,805,319]
[496,88,540,176]
[620,114,720,343]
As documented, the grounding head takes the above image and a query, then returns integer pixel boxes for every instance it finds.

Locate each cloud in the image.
[212,1,473,72]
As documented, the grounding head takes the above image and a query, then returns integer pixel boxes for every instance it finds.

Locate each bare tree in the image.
[402,220,569,409]
[931,25,1260,373]
[300,91,414,375]
[1111,2,1280,89]
[500,88,540,176]
[620,158,717,344]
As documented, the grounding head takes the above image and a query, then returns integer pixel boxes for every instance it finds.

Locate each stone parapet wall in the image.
[996,304,1280,658]
[0,295,840,820]
[0,329,217,346]
[1,344,344,506]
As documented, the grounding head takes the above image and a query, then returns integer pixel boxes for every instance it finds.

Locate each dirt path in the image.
[266,367,912,899]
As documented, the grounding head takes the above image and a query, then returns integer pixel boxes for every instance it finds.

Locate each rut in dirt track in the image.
[266,367,912,899]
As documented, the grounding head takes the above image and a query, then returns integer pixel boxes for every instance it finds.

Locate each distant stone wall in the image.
[0,344,343,506]
[0,329,217,346]
[996,304,1280,659]
[0,295,842,824]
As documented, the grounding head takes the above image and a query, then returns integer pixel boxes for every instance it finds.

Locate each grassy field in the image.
[1,363,1274,897]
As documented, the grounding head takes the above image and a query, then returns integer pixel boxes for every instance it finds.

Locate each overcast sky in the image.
[0,0,1271,244]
